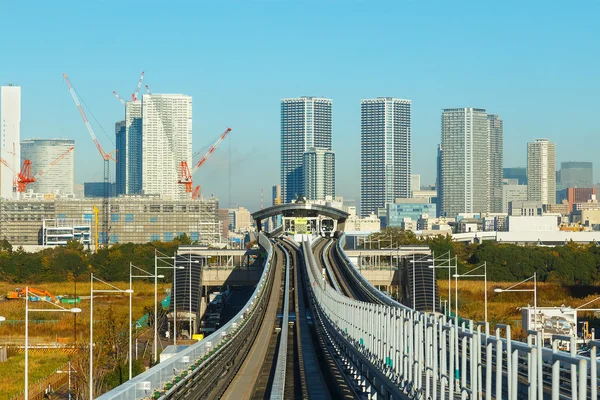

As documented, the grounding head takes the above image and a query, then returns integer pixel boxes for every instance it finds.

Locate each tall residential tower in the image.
[142,94,192,200]
[116,100,143,196]
[280,97,332,203]
[0,85,21,199]
[360,97,411,217]
[527,139,556,204]
[440,108,489,217]
[488,114,504,213]
[303,147,335,201]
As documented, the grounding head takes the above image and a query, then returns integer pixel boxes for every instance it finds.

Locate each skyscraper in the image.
[527,139,556,205]
[115,120,126,195]
[116,100,143,196]
[360,97,411,217]
[272,184,281,205]
[559,161,593,188]
[20,139,75,194]
[303,147,335,201]
[440,108,489,217]
[0,85,21,199]
[436,144,443,217]
[488,114,504,213]
[281,97,332,203]
[142,94,192,200]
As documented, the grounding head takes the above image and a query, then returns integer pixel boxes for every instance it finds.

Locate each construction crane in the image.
[112,91,126,106]
[132,71,145,101]
[178,128,232,195]
[145,84,152,95]
[63,73,116,247]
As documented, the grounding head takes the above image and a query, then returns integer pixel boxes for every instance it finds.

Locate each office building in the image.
[0,85,21,199]
[84,182,116,198]
[142,94,192,200]
[272,184,281,206]
[559,162,593,189]
[488,115,503,213]
[303,147,335,201]
[0,196,220,246]
[411,174,420,193]
[502,183,528,213]
[440,108,489,217]
[360,97,411,217]
[527,139,556,204]
[20,139,75,195]
[503,167,528,185]
[281,97,332,203]
[566,187,597,212]
[386,201,436,228]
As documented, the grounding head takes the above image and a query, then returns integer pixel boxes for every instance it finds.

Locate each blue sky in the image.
[1,1,599,211]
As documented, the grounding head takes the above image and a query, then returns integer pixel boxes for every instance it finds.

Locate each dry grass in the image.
[0,352,68,400]
[438,280,600,335]
[0,281,171,343]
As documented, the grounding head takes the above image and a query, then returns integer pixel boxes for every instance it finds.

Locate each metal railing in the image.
[97,233,274,400]
[269,242,290,399]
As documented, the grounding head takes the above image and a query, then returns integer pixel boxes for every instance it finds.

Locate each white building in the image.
[360,97,412,217]
[0,85,21,198]
[142,94,192,200]
[411,174,420,194]
[20,139,75,195]
[527,138,556,205]
[231,206,253,233]
[303,147,335,201]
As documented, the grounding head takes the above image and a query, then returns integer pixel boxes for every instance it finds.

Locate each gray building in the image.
[440,108,489,217]
[527,139,556,204]
[281,97,332,203]
[303,147,335,201]
[20,139,75,195]
[559,161,593,188]
[508,200,543,216]
[503,167,527,185]
[502,183,528,213]
[488,115,503,213]
[360,97,411,217]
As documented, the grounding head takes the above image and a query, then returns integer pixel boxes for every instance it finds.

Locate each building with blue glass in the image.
[386,202,437,228]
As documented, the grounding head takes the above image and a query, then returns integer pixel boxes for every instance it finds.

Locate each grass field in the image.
[0,281,171,343]
[438,280,600,338]
[0,352,69,400]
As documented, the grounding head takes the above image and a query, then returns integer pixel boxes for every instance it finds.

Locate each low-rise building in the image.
[502,184,528,213]
[386,201,437,229]
[509,201,543,216]
[345,213,381,232]
[507,215,559,232]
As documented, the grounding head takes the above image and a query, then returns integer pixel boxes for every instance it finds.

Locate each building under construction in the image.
[0,195,221,248]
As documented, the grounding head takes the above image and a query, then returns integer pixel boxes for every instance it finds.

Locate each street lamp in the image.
[409,254,433,310]
[494,272,537,330]
[56,361,77,400]
[25,287,81,400]
[428,251,456,316]
[156,250,185,348]
[129,262,164,380]
[453,262,488,323]
[90,274,133,400]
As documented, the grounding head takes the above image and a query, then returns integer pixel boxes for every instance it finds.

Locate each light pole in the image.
[90,274,133,400]
[494,272,537,330]
[129,262,164,380]
[156,250,185,347]
[428,251,456,315]
[56,361,77,400]
[453,262,488,323]
[25,287,81,400]
[179,254,200,338]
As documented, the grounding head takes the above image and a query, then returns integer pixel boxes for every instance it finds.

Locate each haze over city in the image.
[0,1,598,211]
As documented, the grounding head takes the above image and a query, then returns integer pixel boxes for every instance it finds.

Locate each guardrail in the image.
[309,236,600,399]
[97,233,274,400]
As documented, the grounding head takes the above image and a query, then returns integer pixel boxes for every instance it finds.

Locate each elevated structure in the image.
[251,199,349,238]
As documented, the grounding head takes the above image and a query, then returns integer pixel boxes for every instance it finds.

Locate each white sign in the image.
[521,307,577,338]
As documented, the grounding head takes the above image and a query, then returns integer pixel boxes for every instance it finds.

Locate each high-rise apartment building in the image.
[360,97,411,217]
[20,139,75,194]
[436,144,443,217]
[488,115,503,213]
[527,139,556,205]
[116,100,143,196]
[281,97,332,203]
[272,184,281,205]
[142,94,192,200]
[440,108,489,217]
[303,147,335,201]
[0,85,21,199]
[559,161,593,189]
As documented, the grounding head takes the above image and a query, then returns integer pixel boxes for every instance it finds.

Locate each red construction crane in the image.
[145,84,152,95]
[112,91,126,106]
[132,71,145,101]
[178,127,232,194]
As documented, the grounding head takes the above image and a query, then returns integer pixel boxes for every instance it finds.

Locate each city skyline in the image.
[0,2,599,211]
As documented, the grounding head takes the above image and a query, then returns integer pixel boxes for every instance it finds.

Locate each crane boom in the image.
[112,91,126,106]
[145,84,152,95]
[192,128,232,175]
[132,71,145,101]
[63,74,114,162]
[34,146,75,179]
